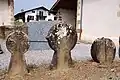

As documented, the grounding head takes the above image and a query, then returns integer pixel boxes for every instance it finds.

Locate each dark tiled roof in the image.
[15,6,49,16]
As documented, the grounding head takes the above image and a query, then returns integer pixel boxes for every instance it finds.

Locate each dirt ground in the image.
[1,59,120,80]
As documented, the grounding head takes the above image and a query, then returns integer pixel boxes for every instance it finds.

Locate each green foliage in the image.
[14,19,24,26]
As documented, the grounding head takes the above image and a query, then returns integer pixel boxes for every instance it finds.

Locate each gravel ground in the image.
[23,60,120,80]
[0,39,11,71]
[4,60,120,80]
[0,40,119,71]
[25,43,92,66]
[0,40,120,80]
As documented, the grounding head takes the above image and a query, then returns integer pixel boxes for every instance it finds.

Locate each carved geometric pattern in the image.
[6,31,29,54]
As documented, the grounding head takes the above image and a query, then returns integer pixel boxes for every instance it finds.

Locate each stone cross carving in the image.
[46,22,77,69]
[6,26,29,77]
[6,27,29,54]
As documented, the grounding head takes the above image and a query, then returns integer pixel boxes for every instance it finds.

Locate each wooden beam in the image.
[76,0,83,40]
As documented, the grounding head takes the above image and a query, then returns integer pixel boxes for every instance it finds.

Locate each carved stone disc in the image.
[6,31,29,54]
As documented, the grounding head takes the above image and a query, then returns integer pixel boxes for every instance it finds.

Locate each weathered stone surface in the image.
[91,37,116,64]
[119,36,120,58]
[6,29,29,54]
[46,22,77,69]
[6,26,29,77]
[0,45,3,54]
[0,26,5,39]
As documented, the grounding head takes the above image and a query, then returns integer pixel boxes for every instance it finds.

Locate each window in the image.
[54,17,57,20]
[48,13,51,16]
[36,15,46,21]
[29,16,34,20]
[32,10,35,13]
[39,11,43,16]
[48,19,52,21]
[27,15,34,22]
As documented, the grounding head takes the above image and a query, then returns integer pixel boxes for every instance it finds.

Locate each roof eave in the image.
[15,6,49,16]
[50,0,61,11]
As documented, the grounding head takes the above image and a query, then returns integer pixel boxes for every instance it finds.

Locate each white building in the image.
[15,6,55,22]
[51,0,120,45]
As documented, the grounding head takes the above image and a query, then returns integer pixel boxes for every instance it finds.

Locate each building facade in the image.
[51,0,120,45]
[15,6,55,22]
[0,0,14,27]
[51,0,77,28]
